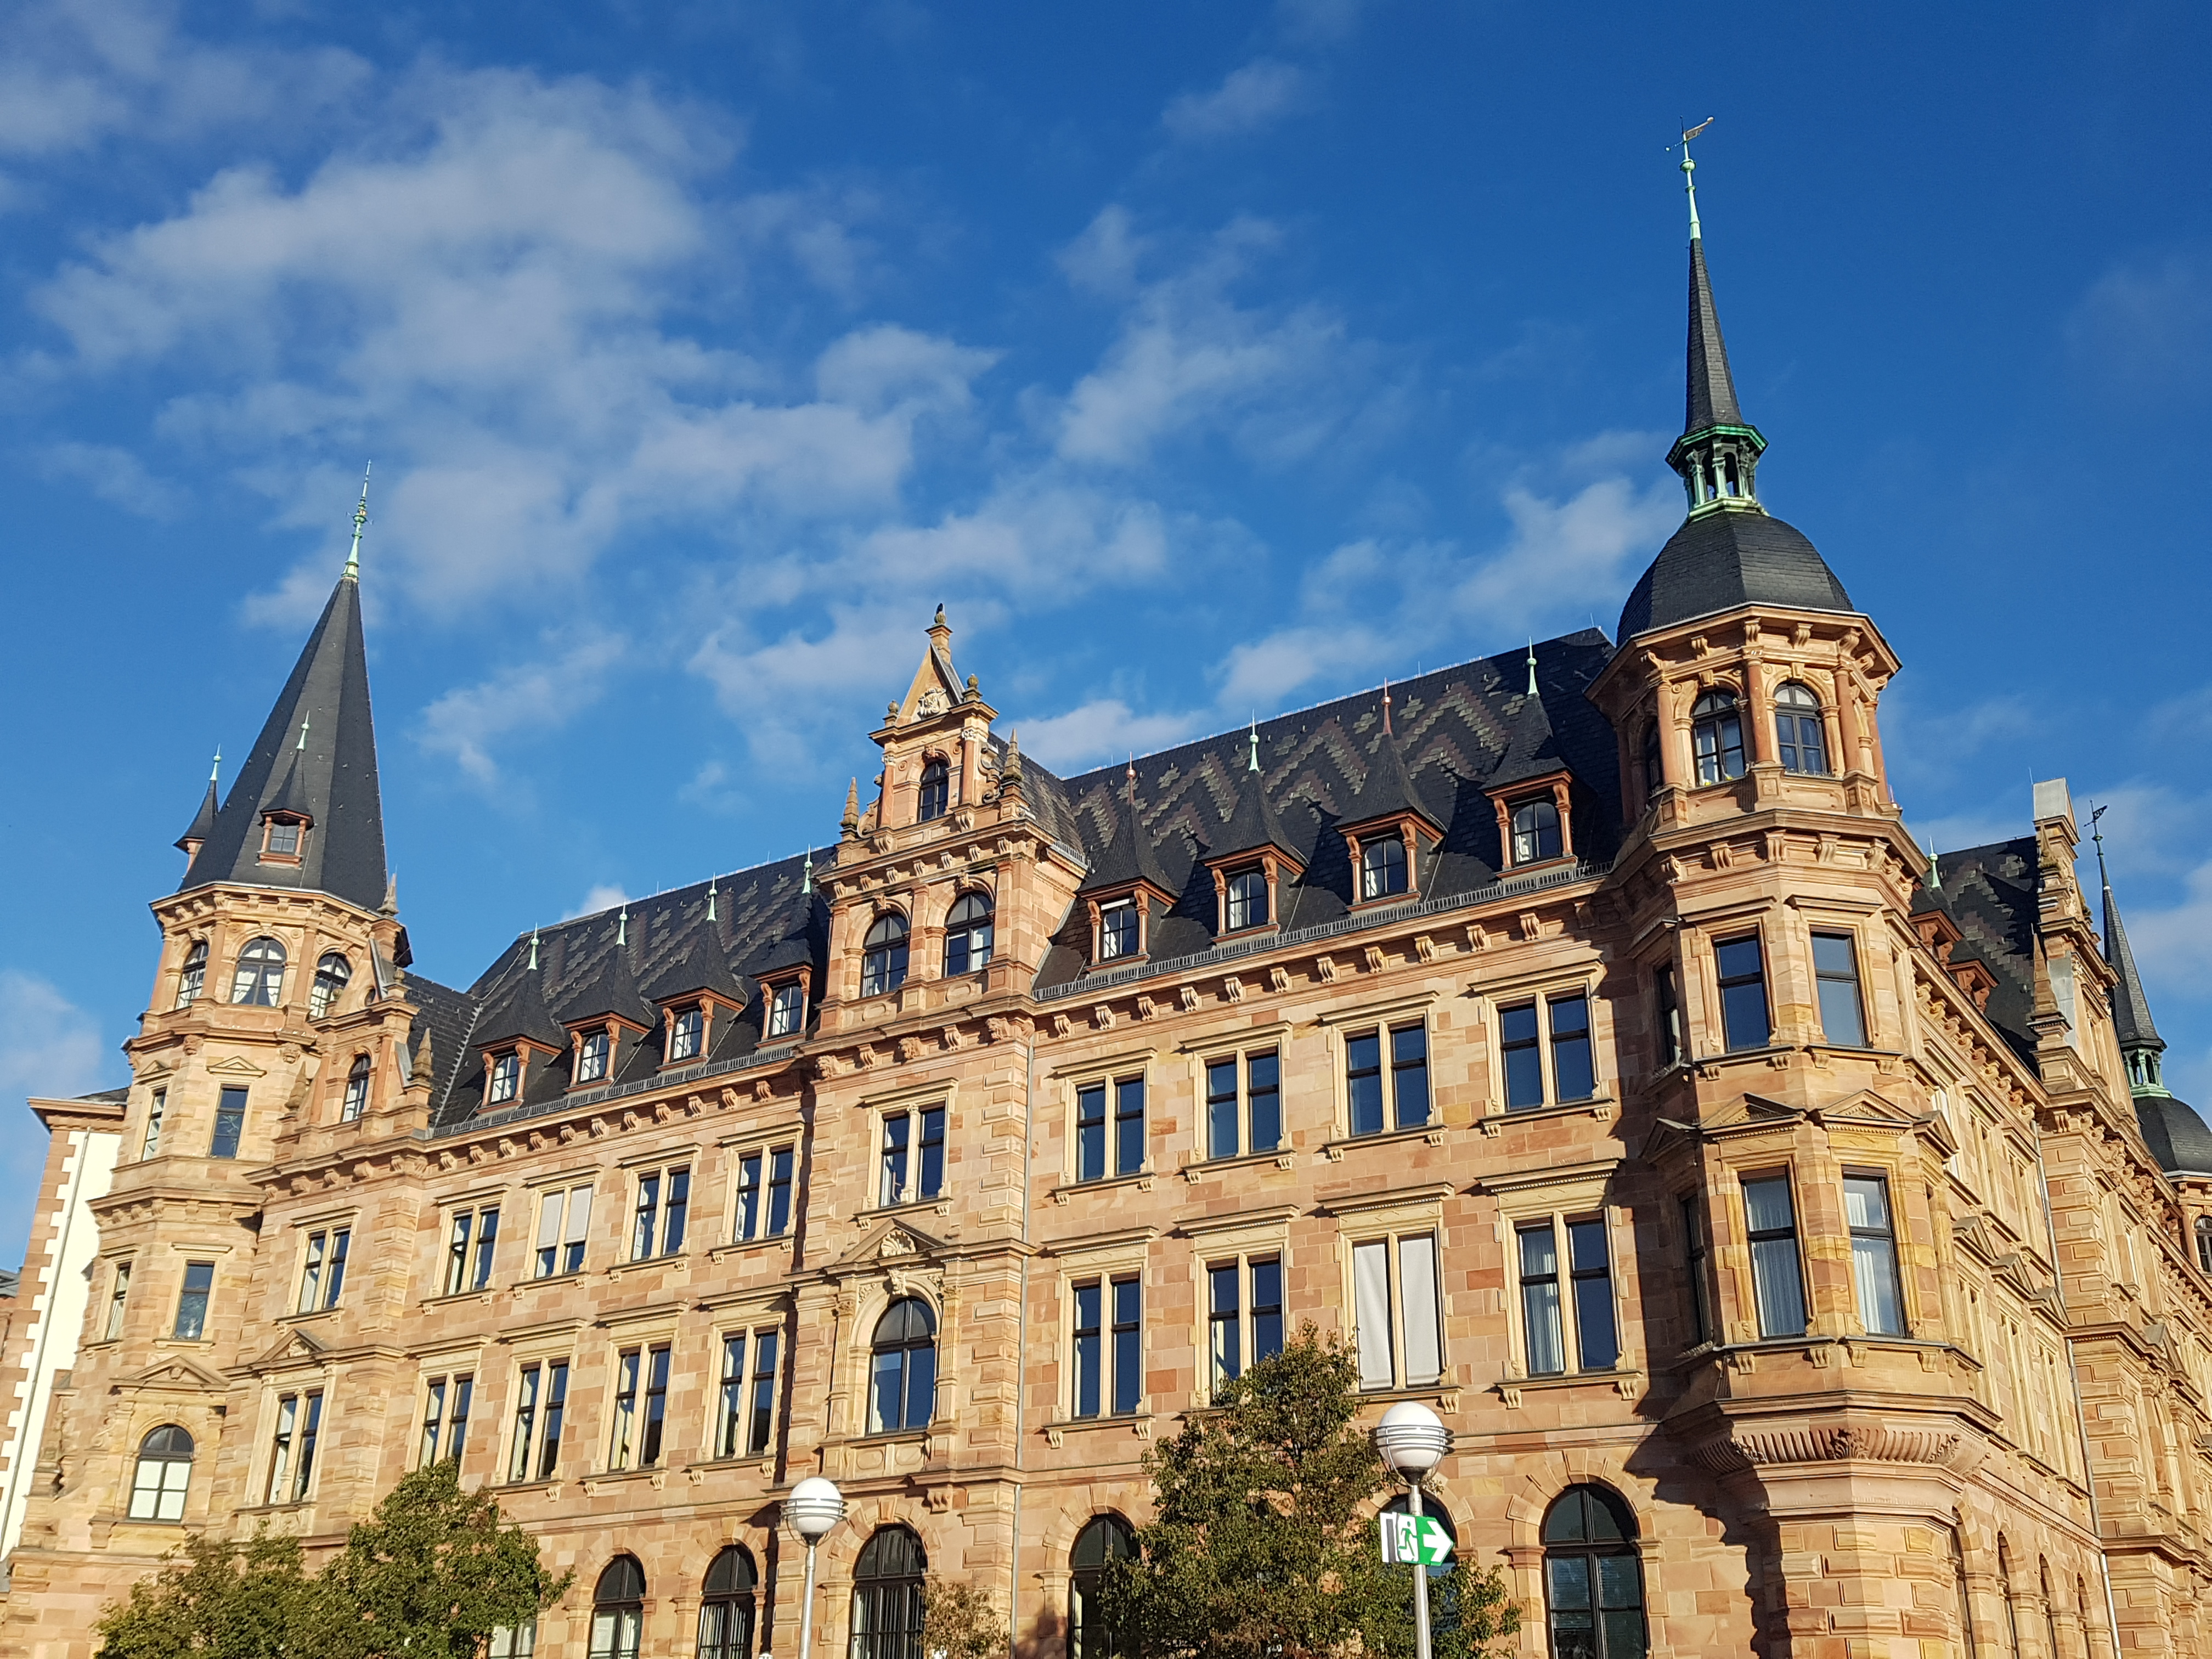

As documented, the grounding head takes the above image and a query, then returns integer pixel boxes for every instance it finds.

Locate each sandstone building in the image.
[4,189,2212,1659]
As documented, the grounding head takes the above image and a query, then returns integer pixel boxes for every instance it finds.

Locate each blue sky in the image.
[2,0,2209,1264]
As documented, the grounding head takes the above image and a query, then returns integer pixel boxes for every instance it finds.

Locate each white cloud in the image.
[34,439,184,517]
[2067,249,2212,396]
[1161,60,1308,143]
[0,970,112,1104]
[565,883,631,921]
[1019,699,1207,771]
[419,631,628,786]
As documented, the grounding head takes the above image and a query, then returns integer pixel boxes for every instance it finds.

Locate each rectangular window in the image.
[265,1390,322,1504]
[1391,1026,1430,1127]
[210,1085,247,1159]
[734,1153,762,1240]
[1070,1274,1143,1419]
[609,1344,672,1470]
[1501,1004,1544,1109]
[1656,964,1685,1068]
[715,1327,781,1459]
[879,1109,947,1207]
[1110,1276,1142,1416]
[1206,1060,1239,1161]
[1845,1173,1906,1335]
[1567,1218,1618,1369]
[1076,1078,1146,1181]
[1202,1049,1285,1160]
[1549,995,1595,1102]
[1099,899,1139,960]
[1813,932,1868,1047]
[533,1184,594,1278]
[1351,1233,1442,1390]
[1681,1194,1714,1344]
[1742,1175,1807,1338]
[1346,1031,1384,1135]
[1346,1025,1429,1136]
[766,981,805,1040]
[419,1373,473,1466]
[1071,1281,1102,1419]
[489,1623,537,1659]
[104,1259,132,1340]
[767,1147,794,1235]
[174,1260,213,1339]
[1504,996,1598,1111]
[1517,1223,1565,1375]
[1248,1051,1282,1153]
[629,1167,690,1261]
[141,1089,165,1159]
[1208,1254,1283,1400]
[1716,935,1771,1051]
[509,1359,570,1482]
[445,1206,500,1295]
[296,1227,349,1313]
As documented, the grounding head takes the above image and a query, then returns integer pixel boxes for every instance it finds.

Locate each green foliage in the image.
[1098,1327,1519,1659]
[920,1577,1008,1659]
[94,1531,312,1659]
[95,1464,570,1659]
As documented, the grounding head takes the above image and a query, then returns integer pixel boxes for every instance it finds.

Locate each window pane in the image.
[1399,1234,1442,1384]
[1391,1025,1430,1128]
[1114,1079,1145,1175]
[1110,1278,1142,1415]
[1549,995,1596,1102]
[918,1109,945,1200]
[1346,1033,1384,1136]
[1209,1264,1240,1392]
[1750,1238,1807,1338]
[1519,1225,1564,1376]
[1568,1220,1618,1370]
[1352,1240,1395,1389]
[1076,1086,1106,1182]
[1074,1283,1102,1419]
[1813,933,1867,1047]
[768,1149,793,1235]
[736,1154,761,1240]
[1501,1004,1544,1110]
[1206,1060,1238,1160]
[1252,1258,1284,1364]
[1716,936,1770,1051]
[1248,1051,1281,1152]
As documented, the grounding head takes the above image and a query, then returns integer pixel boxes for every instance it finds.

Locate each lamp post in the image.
[786,1476,847,1659]
[1374,1401,1451,1659]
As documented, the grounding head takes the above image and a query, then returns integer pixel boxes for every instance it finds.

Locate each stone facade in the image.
[7,224,2212,1659]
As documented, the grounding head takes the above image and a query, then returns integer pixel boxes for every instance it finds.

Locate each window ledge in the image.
[1321,1121,1446,1161]
[517,1270,588,1290]
[235,1500,313,1517]
[856,1428,932,1447]
[1180,1146,1297,1181]
[708,1234,794,1262]
[151,1337,213,1350]
[855,1198,952,1223]
[1352,1383,1464,1414]
[420,1286,503,1310]
[1476,1095,1615,1135]
[275,1307,340,1325]
[579,1465,673,1494]
[1493,1368,1643,1407]
[1043,1413,1154,1447]
[1051,1168,1158,1205]
[105,1514,188,1528]
[607,1253,690,1279]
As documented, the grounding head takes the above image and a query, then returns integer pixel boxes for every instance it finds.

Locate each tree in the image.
[308,1462,573,1659]
[95,1530,313,1659]
[1098,1327,1518,1659]
[921,1578,1009,1659]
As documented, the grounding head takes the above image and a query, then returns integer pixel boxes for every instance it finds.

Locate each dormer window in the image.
[1510,798,1562,865]
[943,891,994,976]
[917,758,951,823]
[1225,869,1268,932]
[309,952,351,1020]
[766,981,806,1039]
[577,1028,611,1084]
[176,940,208,1008]
[1359,836,1407,900]
[861,914,910,997]
[1098,899,1139,961]
[487,1051,521,1105]
[669,1007,703,1062]
[259,813,308,862]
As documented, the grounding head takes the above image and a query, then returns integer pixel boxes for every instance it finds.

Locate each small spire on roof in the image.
[707,879,718,922]
[617,904,629,947]
[1381,679,1392,737]
[1674,117,1713,242]
[210,748,222,783]
[1126,754,1137,803]
[842,778,861,837]
[1248,718,1261,774]
[528,928,540,970]
[1525,640,1538,697]
[296,712,312,751]
[802,846,814,894]
[343,462,371,582]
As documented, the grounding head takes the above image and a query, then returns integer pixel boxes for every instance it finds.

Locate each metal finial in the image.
[707,880,718,922]
[343,462,371,581]
[1381,679,1392,737]
[1674,117,1713,242]
[296,712,312,751]
[1248,718,1261,774]
[528,928,540,970]
[209,747,222,783]
[617,904,628,946]
[1526,639,1539,697]
[1126,753,1137,803]
[2089,801,2111,891]
[802,847,814,894]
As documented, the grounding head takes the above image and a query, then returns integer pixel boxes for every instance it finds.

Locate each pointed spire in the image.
[1002,731,1024,790]
[2092,806,2167,1092]
[528,928,540,970]
[1661,131,1767,518]
[1248,718,1261,774]
[178,554,387,910]
[841,778,861,839]
[1525,639,1539,697]
[800,849,813,894]
[707,879,719,922]
[176,751,222,856]
[617,904,629,947]
[1381,680,1392,737]
[343,463,371,582]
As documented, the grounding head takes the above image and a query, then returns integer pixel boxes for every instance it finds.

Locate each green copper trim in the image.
[1666,422,1767,470]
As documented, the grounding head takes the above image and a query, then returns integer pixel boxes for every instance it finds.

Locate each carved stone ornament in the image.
[916,689,950,718]
[879,1231,917,1259]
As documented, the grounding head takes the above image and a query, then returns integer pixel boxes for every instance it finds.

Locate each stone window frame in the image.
[523,1169,602,1282]
[1043,1227,1157,1431]
[502,1331,583,1487]
[254,1376,328,1510]
[717,1123,804,1248]
[1314,990,1444,1148]
[1475,963,1608,1122]
[704,1296,788,1466]
[1480,1161,1631,1393]
[413,1349,483,1471]
[1328,1184,1453,1393]
[859,1080,959,1216]
[1175,1020,1294,1170]
[1182,1207,1295,1401]
[1051,1046,1158,1190]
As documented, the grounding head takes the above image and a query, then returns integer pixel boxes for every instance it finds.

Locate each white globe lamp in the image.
[1373,1401,1451,1659]
[785,1476,846,1659]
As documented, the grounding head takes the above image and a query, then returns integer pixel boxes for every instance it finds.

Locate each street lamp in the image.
[786,1476,847,1659]
[1374,1401,1451,1659]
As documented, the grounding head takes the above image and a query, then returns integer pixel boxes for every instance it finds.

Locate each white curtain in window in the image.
[564,1185,594,1248]
[535,1192,565,1257]
[1352,1240,1395,1389]
[1399,1234,1442,1384]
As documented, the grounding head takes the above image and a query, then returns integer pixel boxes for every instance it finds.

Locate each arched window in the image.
[309,952,352,1019]
[1070,1516,1137,1659]
[850,1526,926,1659]
[128,1425,194,1521]
[868,1297,937,1434]
[1542,1485,1645,1659]
[1997,1538,2022,1659]
[176,940,208,1008]
[230,936,287,1006]
[1690,691,1745,786]
[341,1054,372,1122]
[2039,1561,2058,1659]
[1510,798,1561,865]
[1640,720,1663,798]
[1773,683,1829,776]
[1361,836,1407,900]
[590,1557,646,1659]
[944,892,995,976]
[697,1547,758,1659]
[917,759,951,823]
[670,1007,704,1062]
[1948,1530,1978,1659]
[2196,1216,2212,1277]
[578,1028,611,1084]
[861,915,910,998]
[1226,869,1267,931]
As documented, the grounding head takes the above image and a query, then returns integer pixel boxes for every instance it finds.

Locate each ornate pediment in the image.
[206,1054,269,1078]
[831,1215,949,1273]
[246,1325,331,1374]
[122,1356,232,1393]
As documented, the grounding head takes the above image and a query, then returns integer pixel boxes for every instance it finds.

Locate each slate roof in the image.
[2135,1096,2212,1179]
[175,775,218,853]
[2100,875,2164,1053]
[178,572,388,911]
[1339,727,1440,832]
[1918,839,2042,1060]
[1685,237,1744,433]
[1616,509,1854,640]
